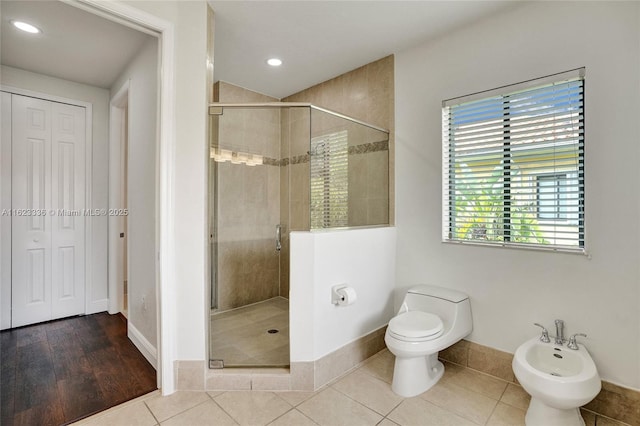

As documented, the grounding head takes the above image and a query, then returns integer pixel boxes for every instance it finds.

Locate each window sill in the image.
[442,239,589,257]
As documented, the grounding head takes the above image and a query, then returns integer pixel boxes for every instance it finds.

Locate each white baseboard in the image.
[1,298,109,330]
[87,298,109,314]
[128,322,158,370]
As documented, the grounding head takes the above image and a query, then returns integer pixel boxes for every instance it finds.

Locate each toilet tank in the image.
[400,285,472,335]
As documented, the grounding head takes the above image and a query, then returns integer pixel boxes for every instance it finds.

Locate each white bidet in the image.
[512,336,601,426]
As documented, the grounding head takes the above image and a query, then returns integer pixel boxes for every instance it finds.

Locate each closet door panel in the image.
[51,101,85,319]
[11,95,53,327]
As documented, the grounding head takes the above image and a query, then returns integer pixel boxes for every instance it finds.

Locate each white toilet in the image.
[385,284,472,397]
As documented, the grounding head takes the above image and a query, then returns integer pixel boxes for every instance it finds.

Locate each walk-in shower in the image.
[208,103,389,368]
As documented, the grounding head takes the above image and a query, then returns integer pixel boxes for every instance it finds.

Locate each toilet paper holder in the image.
[331,284,348,304]
[331,284,356,305]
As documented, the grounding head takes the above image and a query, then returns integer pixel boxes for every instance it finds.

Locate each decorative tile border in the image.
[439,340,640,426]
[283,140,389,166]
[214,140,388,169]
[289,154,308,165]
[348,140,389,155]
[262,157,280,167]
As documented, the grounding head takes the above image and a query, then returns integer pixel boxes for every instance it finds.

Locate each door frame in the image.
[0,92,12,330]
[108,80,130,317]
[0,0,176,396]
[0,86,95,328]
[75,0,177,394]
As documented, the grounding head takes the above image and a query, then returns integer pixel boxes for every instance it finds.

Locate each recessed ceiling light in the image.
[267,58,282,67]
[12,20,41,34]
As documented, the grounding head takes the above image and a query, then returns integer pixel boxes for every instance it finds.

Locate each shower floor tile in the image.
[209,297,289,367]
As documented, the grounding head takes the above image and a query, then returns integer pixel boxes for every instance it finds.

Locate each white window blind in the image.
[310,130,348,229]
[442,69,585,252]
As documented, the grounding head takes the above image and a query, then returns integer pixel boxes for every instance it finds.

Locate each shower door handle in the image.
[275,225,282,252]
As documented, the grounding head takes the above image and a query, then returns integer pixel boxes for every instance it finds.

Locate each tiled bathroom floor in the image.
[209,297,289,367]
[73,349,536,426]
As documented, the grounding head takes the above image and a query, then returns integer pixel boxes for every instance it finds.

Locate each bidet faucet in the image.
[555,319,565,345]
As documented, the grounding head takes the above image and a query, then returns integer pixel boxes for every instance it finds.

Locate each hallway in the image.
[1,312,157,425]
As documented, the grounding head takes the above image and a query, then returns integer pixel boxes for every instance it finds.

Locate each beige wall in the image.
[212,82,283,310]
[283,55,395,226]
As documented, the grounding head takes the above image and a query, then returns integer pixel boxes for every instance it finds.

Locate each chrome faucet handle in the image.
[567,333,587,350]
[534,323,551,343]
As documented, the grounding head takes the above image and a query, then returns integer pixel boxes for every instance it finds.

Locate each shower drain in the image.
[267,329,279,334]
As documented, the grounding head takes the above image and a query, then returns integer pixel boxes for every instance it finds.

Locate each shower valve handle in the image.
[275,225,282,252]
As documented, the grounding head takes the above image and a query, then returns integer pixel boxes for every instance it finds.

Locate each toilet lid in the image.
[389,311,444,339]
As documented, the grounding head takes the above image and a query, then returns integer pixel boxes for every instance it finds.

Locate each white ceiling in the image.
[1,0,153,89]
[1,1,521,97]
[209,1,522,99]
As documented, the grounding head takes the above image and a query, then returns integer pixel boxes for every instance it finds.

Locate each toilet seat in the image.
[388,311,444,342]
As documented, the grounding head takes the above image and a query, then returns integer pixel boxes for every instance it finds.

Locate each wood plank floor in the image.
[1,312,157,426]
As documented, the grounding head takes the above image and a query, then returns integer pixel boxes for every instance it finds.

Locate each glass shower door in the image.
[209,106,289,368]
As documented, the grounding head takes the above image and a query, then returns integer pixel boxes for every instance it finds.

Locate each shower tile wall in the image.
[282,107,311,231]
[283,55,395,226]
[279,107,310,298]
[348,146,389,226]
[213,82,284,310]
[212,57,394,306]
[307,111,389,227]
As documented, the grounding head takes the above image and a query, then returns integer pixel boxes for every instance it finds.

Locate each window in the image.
[310,130,348,229]
[536,173,579,222]
[442,69,585,252]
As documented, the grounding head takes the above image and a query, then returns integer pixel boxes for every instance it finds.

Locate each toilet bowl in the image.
[385,285,472,397]
[512,337,601,426]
